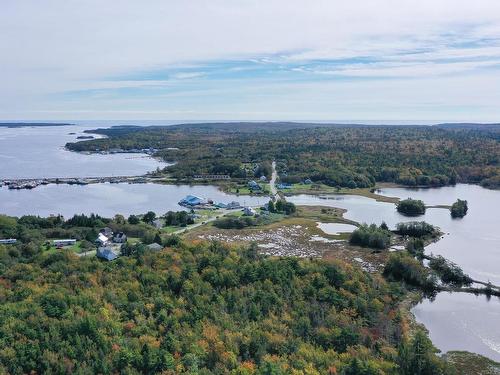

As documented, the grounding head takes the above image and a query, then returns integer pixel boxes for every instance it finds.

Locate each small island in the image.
[451,199,468,218]
[396,198,426,216]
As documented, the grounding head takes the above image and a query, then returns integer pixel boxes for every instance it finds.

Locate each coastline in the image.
[2,135,499,368]
[0,122,73,128]
[2,173,500,368]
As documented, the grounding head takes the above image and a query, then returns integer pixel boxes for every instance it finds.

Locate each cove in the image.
[289,184,500,361]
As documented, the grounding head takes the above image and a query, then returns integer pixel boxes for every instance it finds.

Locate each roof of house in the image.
[97,247,119,261]
[97,233,109,243]
[243,207,257,215]
[180,195,205,205]
[147,243,163,251]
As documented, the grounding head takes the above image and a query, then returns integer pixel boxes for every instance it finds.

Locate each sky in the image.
[1,0,500,122]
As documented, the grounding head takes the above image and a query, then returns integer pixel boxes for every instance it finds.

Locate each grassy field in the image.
[280,183,400,203]
[127,237,142,244]
[45,241,84,254]
[158,208,223,234]
[224,182,271,196]
[295,205,356,225]
[184,206,356,240]
[182,204,392,270]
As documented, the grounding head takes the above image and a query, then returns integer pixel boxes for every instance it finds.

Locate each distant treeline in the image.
[66,123,500,189]
[0,123,72,127]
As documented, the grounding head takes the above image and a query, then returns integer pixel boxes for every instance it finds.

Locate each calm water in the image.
[0,183,267,218]
[289,186,500,361]
[0,125,167,178]
[316,222,357,235]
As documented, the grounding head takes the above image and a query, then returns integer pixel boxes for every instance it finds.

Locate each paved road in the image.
[270,160,278,199]
[171,209,232,235]
[76,249,96,257]
[77,189,269,257]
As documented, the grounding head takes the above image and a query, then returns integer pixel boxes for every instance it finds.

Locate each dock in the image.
[0,175,154,190]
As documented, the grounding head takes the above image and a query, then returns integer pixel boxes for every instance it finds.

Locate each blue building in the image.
[96,246,120,261]
[248,180,261,190]
[179,195,206,207]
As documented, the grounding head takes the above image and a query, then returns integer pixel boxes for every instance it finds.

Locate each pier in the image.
[0,175,156,190]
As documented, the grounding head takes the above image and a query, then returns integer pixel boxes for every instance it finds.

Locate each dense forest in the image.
[0,213,457,374]
[66,122,500,189]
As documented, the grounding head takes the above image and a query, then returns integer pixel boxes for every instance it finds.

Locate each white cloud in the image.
[170,72,206,80]
[1,0,500,120]
[313,60,500,78]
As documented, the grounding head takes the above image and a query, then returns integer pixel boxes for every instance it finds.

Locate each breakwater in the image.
[0,175,154,190]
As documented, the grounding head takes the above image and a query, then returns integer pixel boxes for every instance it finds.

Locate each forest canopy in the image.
[66,123,500,189]
[0,239,450,374]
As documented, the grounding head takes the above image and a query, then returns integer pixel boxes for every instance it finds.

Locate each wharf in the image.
[0,175,153,190]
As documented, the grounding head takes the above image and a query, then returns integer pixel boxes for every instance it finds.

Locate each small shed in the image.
[96,233,109,246]
[100,227,114,238]
[227,201,242,209]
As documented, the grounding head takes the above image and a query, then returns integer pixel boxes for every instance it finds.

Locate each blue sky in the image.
[1,0,500,122]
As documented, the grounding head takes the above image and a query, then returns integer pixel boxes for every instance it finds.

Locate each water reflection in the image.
[413,292,500,361]
[0,183,268,218]
[317,222,357,235]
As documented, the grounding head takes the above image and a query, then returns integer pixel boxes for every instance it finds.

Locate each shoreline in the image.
[1,175,499,366]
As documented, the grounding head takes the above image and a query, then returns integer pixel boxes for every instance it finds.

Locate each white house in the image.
[243,207,257,216]
[100,227,114,238]
[96,233,109,246]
